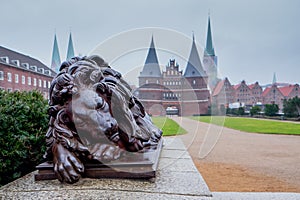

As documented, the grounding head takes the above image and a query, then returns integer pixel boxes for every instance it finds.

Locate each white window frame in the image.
[15,74,19,83]
[7,72,12,82]
[33,78,37,86]
[28,77,31,85]
[22,75,25,84]
[0,71,4,80]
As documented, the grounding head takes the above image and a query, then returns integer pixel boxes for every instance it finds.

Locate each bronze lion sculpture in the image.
[44,56,162,183]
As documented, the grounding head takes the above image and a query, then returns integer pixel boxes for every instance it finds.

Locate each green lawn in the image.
[190,116,300,135]
[152,117,187,136]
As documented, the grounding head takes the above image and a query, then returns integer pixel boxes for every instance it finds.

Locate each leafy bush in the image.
[0,90,48,186]
[264,104,279,116]
[226,107,245,116]
[250,106,261,116]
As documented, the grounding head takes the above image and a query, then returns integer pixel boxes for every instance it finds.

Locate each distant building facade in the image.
[136,16,220,116]
[0,46,56,98]
[262,83,300,110]
[234,80,256,106]
[137,36,210,116]
[212,77,299,112]
[211,77,235,108]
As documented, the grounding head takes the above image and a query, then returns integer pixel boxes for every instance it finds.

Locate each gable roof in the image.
[262,85,284,97]
[262,87,271,97]
[233,83,241,90]
[279,85,294,97]
[248,83,256,89]
[212,79,225,96]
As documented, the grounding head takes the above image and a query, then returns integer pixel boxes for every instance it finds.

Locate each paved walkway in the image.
[171,116,300,187]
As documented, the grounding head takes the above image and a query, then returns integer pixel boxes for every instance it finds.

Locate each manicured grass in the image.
[190,116,300,135]
[152,117,187,136]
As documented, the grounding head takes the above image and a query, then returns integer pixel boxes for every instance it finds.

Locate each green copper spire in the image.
[66,32,75,61]
[51,34,61,73]
[272,72,277,85]
[204,16,215,56]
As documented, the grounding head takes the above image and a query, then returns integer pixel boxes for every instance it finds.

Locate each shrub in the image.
[0,90,48,186]
[264,104,279,116]
[250,106,261,116]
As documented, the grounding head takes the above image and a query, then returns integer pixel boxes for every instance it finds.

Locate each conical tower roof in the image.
[66,32,75,61]
[140,36,161,77]
[204,16,215,56]
[51,34,61,73]
[184,34,207,77]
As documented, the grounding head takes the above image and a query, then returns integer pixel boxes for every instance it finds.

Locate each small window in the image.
[28,77,31,85]
[0,71,4,80]
[22,75,25,84]
[43,80,47,88]
[15,74,19,83]
[48,81,51,88]
[7,88,12,92]
[193,80,196,85]
[7,73,12,82]
[39,79,42,87]
[33,78,37,86]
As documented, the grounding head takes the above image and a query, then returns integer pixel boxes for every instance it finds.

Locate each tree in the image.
[264,104,279,116]
[283,97,300,117]
[250,106,261,116]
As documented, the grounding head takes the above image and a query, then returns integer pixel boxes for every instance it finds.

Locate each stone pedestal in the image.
[0,138,212,199]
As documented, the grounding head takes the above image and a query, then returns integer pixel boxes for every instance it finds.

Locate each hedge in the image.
[0,90,48,186]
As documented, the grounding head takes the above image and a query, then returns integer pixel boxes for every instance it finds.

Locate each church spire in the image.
[204,16,215,56]
[139,36,161,77]
[51,33,61,73]
[184,34,206,77]
[272,72,277,85]
[66,32,75,61]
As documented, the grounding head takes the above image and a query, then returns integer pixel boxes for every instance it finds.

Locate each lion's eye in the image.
[95,97,105,110]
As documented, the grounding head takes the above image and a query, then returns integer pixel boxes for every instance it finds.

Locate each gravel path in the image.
[171,116,300,191]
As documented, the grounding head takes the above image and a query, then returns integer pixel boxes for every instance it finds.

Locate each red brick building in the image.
[248,81,263,103]
[137,36,210,116]
[211,77,235,108]
[0,46,56,98]
[212,77,299,112]
[262,83,300,111]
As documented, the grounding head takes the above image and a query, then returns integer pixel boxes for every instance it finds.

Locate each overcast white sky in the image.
[1,0,299,86]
